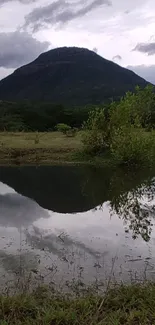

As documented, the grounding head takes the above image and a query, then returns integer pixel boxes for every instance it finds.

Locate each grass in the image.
[0,131,113,166]
[0,131,82,165]
[0,283,155,324]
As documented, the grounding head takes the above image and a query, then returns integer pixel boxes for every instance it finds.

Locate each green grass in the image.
[0,283,155,324]
[0,131,113,166]
[0,132,82,150]
[0,131,83,165]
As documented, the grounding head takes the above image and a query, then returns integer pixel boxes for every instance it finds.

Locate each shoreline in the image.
[0,131,88,166]
[0,147,152,169]
[0,131,153,168]
[0,147,110,166]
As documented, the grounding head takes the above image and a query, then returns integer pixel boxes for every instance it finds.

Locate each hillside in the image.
[0,46,148,105]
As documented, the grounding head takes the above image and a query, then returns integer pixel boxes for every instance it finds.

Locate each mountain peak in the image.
[0,46,148,106]
[35,46,98,64]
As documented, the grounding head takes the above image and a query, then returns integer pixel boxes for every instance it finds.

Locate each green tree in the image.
[109,86,155,166]
[82,108,110,153]
[82,86,155,165]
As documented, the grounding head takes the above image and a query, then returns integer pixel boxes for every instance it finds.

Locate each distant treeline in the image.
[0,101,97,131]
[1,86,155,132]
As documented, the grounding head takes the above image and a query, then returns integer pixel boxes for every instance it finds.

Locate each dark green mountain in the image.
[0,47,148,106]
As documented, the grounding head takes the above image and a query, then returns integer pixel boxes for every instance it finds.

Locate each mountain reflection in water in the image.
[0,165,155,290]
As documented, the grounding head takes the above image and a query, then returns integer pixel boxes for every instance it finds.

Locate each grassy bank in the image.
[0,131,112,166]
[0,283,155,324]
[0,131,82,165]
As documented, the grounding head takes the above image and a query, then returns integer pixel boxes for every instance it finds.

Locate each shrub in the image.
[111,127,155,166]
[55,123,71,134]
[65,128,77,137]
[82,86,155,165]
[82,108,110,154]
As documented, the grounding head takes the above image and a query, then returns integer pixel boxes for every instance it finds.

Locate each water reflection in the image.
[1,166,154,214]
[0,166,108,213]
[0,165,155,290]
[0,250,38,274]
[25,225,102,259]
[0,182,50,227]
[109,175,155,242]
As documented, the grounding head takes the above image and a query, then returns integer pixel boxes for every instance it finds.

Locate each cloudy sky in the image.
[0,0,155,83]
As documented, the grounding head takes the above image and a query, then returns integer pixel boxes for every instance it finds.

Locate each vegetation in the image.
[0,131,86,165]
[0,85,155,166]
[55,123,71,134]
[83,85,155,166]
[82,108,110,153]
[0,283,155,324]
[0,47,147,106]
[0,101,91,132]
[1,81,155,323]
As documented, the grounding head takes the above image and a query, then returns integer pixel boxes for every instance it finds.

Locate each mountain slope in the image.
[0,47,148,105]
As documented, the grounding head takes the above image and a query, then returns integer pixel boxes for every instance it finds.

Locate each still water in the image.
[0,165,155,292]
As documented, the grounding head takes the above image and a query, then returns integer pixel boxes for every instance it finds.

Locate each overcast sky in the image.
[0,0,155,83]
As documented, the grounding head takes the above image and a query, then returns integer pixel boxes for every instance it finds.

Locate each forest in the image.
[1,85,155,133]
[0,100,94,131]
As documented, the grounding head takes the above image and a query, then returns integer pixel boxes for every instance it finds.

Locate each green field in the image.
[0,131,85,165]
[0,131,113,166]
[0,283,155,324]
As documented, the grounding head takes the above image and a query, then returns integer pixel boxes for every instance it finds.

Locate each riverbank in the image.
[0,131,113,166]
[0,283,154,324]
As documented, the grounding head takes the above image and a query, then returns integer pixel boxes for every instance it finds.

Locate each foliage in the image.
[83,85,155,166]
[55,123,71,134]
[1,85,155,166]
[82,108,110,153]
[109,85,155,166]
[0,101,91,132]
[110,85,155,130]
[0,85,154,136]
[110,127,155,166]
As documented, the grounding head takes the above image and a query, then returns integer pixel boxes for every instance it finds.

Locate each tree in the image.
[82,86,155,166]
[82,108,110,153]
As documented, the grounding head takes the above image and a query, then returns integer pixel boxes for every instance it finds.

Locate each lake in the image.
[0,165,155,293]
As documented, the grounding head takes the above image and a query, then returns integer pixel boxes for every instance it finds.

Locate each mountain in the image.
[0,47,148,106]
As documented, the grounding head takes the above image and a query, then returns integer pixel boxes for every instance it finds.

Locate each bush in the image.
[82,108,110,154]
[55,123,71,134]
[65,128,77,137]
[82,86,155,165]
[111,127,155,166]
